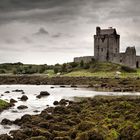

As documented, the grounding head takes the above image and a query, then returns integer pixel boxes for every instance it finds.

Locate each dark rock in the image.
[12,89,24,92]
[50,86,54,89]
[20,95,28,101]
[38,122,50,129]
[3,126,11,129]
[36,91,50,99]
[10,98,17,104]
[54,106,70,114]
[1,118,13,125]
[53,101,59,105]
[21,92,25,94]
[33,110,40,113]
[113,88,122,92]
[14,114,32,125]
[59,99,68,106]
[17,105,28,110]
[71,85,77,88]
[4,91,10,93]
[60,85,66,88]
[11,110,18,113]
[1,94,4,96]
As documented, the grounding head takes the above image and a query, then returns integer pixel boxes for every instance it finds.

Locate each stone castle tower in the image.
[94,27,120,62]
[74,26,140,68]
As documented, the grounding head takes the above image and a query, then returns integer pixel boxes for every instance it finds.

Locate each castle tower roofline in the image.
[96,27,118,35]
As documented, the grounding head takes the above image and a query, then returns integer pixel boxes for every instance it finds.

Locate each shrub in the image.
[80,60,84,67]
[0,69,5,74]
[69,62,79,68]
[84,63,90,69]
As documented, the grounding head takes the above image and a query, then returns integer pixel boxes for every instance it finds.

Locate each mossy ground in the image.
[3,96,140,140]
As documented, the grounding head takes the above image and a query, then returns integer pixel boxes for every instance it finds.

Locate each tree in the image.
[61,63,67,72]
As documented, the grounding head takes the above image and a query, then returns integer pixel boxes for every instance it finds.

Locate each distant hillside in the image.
[0,61,137,77]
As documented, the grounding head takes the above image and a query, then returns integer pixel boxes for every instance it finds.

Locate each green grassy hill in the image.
[63,62,138,78]
[0,61,139,78]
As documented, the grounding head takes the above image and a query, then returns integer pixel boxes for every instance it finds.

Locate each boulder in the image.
[36,91,50,99]
[12,89,24,92]
[4,91,10,93]
[21,95,28,101]
[71,85,77,88]
[59,99,68,106]
[60,85,66,88]
[17,105,28,110]
[33,110,40,113]
[53,101,59,105]
[1,118,13,125]
[10,98,17,104]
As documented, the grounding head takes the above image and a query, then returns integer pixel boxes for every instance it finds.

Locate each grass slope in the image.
[64,62,139,78]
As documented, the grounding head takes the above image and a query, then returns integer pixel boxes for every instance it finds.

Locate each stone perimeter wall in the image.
[74,56,94,63]
[74,49,140,68]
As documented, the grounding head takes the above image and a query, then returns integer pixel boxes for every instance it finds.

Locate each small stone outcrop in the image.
[20,95,28,101]
[17,105,28,110]
[36,91,50,99]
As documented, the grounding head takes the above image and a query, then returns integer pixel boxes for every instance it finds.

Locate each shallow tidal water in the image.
[0,85,140,135]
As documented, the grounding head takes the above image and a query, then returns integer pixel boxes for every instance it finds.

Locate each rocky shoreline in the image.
[1,96,140,140]
[0,75,140,92]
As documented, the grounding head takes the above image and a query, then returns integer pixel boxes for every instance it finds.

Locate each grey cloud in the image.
[52,33,74,38]
[22,36,33,44]
[5,39,15,44]
[52,33,62,38]
[0,0,140,64]
[0,0,116,25]
[33,27,49,36]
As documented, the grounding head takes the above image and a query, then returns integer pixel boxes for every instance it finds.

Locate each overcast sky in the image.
[0,0,140,64]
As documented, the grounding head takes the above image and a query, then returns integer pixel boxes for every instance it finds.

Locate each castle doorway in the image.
[136,61,139,68]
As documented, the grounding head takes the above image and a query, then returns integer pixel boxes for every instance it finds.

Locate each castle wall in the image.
[94,35,108,61]
[123,47,136,68]
[136,56,140,68]
[115,47,137,68]
[108,35,120,61]
[74,56,94,63]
